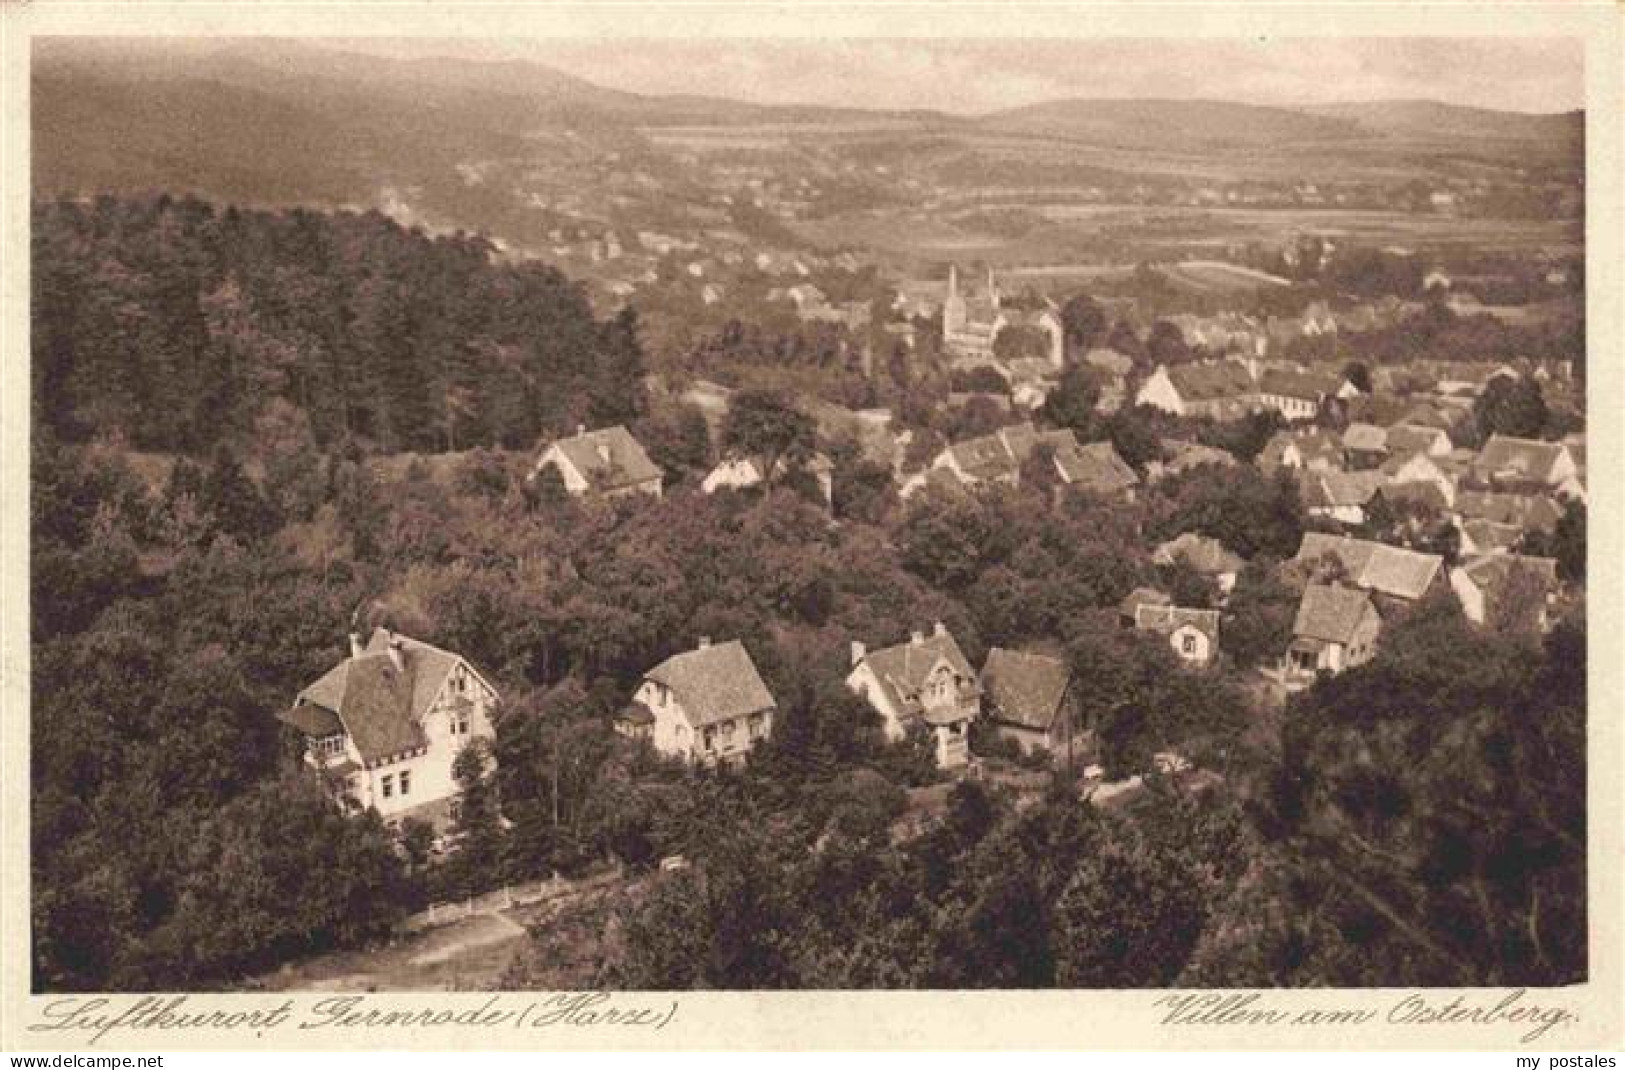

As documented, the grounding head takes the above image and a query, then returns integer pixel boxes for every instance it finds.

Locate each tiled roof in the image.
[855,627,979,725]
[1460,518,1524,555]
[1473,435,1570,485]
[645,640,776,729]
[1135,605,1221,646]
[1459,553,1558,593]
[362,629,462,724]
[1342,423,1388,452]
[948,422,1034,483]
[1385,424,1449,456]
[1292,584,1376,645]
[278,701,342,738]
[1055,439,1139,493]
[980,648,1071,732]
[1379,480,1450,512]
[1296,533,1442,601]
[1455,490,1563,533]
[283,629,475,764]
[1167,361,1255,401]
[1154,533,1243,575]
[1305,470,1383,509]
[548,425,662,493]
[1258,368,1338,401]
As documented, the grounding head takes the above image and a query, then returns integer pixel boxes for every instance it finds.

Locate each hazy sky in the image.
[323,37,1584,114]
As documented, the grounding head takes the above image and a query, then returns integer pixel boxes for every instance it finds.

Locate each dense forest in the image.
[31,196,1585,993]
[33,196,645,454]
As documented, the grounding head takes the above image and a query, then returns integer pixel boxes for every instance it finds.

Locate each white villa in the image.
[278,628,499,831]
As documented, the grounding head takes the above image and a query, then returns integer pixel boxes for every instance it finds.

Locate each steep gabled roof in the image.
[1055,439,1140,493]
[547,425,663,493]
[854,627,978,724]
[280,628,489,764]
[1258,367,1337,402]
[1167,360,1255,401]
[1458,553,1558,594]
[1386,424,1450,456]
[1455,490,1564,533]
[1342,423,1388,453]
[1296,533,1441,601]
[980,648,1071,731]
[1135,605,1221,646]
[1473,434,1570,484]
[1305,470,1383,509]
[644,640,776,729]
[1292,584,1376,645]
[947,422,1034,483]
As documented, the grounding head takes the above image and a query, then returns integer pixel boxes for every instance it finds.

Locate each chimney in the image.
[576,423,587,437]
[697,636,711,650]
[910,630,924,647]
[349,631,365,659]
[386,631,405,674]
[850,640,866,668]
[933,621,947,638]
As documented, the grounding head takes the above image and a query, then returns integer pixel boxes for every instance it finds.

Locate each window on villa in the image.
[1182,635,1197,656]
[703,728,716,749]
[381,774,394,799]
[399,770,411,796]
[448,798,462,822]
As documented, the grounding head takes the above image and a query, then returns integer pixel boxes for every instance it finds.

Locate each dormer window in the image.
[312,733,346,759]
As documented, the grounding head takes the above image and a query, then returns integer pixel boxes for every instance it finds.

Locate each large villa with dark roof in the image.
[278,627,500,829]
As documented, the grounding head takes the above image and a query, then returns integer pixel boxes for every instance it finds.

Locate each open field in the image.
[795,201,1581,275]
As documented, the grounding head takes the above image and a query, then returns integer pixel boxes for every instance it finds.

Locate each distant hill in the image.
[982,98,1367,150]
[1304,99,1582,143]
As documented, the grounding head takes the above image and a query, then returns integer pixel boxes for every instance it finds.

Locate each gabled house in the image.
[1258,430,1344,477]
[702,451,835,508]
[1281,584,1380,688]
[1385,423,1453,459]
[1052,439,1140,499]
[1342,423,1389,467]
[1255,368,1337,423]
[278,628,499,830]
[1134,605,1221,666]
[1301,469,1384,526]
[1136,361,1255,420]
[1146,439,1238,483]
[979,648,1076,759]
[1450,554,1560,631]
[916,423,1136,500]
[1153,532,1244,596]
[1294,533,1443,604]
[532,425,663,500]
[633,639,777,764]
[847,623,980,768]
[1454,489,1564,541]
[1470,435,1582,500]
[1381,449,1458,509]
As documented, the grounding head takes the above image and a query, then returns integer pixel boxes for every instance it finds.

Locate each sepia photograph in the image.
[7,9,1617,1051]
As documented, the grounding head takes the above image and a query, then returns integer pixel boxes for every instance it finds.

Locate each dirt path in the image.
[250,870,628,992]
